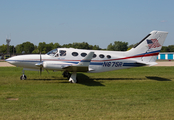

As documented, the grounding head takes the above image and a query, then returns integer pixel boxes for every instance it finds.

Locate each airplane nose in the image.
[6,56,17,65]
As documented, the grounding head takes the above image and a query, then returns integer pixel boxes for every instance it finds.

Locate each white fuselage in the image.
[6,48,143,73]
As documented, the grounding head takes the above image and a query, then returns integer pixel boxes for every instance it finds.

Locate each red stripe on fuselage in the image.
[24,52,159,63]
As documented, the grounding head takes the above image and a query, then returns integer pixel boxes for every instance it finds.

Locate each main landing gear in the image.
[62,71,78,83]
[20,70,27,80]
[19,70,78,83]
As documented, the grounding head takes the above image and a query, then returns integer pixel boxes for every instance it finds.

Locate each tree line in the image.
[0,41,174,54]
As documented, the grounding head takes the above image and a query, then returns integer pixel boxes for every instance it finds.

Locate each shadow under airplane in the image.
[28,74,105,86]
[27,74,171,86]
[146,76,172,81]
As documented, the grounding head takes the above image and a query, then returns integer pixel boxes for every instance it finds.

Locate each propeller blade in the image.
[35,53,43,75]
[40,67,42,75]
[46,69,49,74]
[40,52,42,75]
[40,52,42,62]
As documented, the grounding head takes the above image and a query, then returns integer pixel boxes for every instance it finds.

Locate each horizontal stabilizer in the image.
[136,60,157,66]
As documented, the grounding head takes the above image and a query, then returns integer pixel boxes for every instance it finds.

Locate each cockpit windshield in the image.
[46,49,58,56]
[47,48,67,57]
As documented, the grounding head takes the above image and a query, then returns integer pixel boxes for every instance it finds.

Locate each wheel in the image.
[69,77,78,83]
[67,73,71,79]
[20,75,27,80]
[76,77,78,83]
[62,71,71,78]
[69,80,73,83]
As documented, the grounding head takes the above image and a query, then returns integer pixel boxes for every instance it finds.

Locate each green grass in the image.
[0,67,174,120]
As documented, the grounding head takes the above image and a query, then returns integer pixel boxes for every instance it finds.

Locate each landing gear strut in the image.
[20,70,27,80]
[62,71,78,83]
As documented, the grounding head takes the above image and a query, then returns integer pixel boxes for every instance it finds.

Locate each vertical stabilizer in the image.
[126,31,168,63]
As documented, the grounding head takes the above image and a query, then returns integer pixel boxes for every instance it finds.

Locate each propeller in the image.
[35,52,43,75]
[40,52,42,75]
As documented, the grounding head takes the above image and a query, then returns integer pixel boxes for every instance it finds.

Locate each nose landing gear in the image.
[20,70,27,80]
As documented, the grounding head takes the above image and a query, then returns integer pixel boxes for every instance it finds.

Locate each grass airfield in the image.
[0,67,174,120]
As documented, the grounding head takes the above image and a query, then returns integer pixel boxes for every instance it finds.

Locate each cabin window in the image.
[93,54,97,58]
[107,55,111,59]
[99,54,105,58]
[72,52,78,56]
[59,50,66,56]
[81,53,87,57]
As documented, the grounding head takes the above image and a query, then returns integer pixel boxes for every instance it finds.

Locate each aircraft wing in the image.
[62,52,94,72]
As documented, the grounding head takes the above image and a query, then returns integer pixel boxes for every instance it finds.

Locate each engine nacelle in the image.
[43,61,72,70]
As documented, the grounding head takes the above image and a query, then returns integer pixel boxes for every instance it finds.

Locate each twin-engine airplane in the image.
[6,31,168,83]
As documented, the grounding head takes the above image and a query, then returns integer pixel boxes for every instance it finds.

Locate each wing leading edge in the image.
[62,52,94,72]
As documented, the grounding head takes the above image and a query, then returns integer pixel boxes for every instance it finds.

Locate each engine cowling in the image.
[43,61,73,70]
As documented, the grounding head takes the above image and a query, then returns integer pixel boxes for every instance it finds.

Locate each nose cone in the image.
[6,56,16,65]
[6,56,21,66]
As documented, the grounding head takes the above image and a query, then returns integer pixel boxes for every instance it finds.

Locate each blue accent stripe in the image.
[90,62,103,65]
[136,50,160,56]
[123,63,145,67]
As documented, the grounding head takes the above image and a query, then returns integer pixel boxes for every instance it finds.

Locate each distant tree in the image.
[23,42,34,53]
[78,42,91,49]
[161,46,169,52]
[127,44,136,51]
[15,42,34,54]
[38,42,46,53]
[32,49,39,54]
[43,43,54,53]
[62,43,72,48]
[10,45,16,54]
[0,44,7,54]
[62,42,92,49]
[168,45,174,52]
[15,44,23,53]
[92,45,101,50]
[37,42,60,54]
[62,42,101,50]
[107,41,128,51]
[53,43,61,49]
[32,45,39,54]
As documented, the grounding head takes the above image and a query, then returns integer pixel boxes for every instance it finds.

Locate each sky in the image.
[0,0,174,49]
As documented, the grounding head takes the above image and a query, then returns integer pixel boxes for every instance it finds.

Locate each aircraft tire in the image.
[69,77,78,83]
[69,80,73,83]
[76,77,78,83]
[20,75,27,80]
[67,73,71,79]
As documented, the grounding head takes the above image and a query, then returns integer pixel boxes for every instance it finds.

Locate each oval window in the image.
[99,54,105,58]
[81,53,87,57]
[72,52,78,56]
[107,55,111,59]
[93,54,97,58]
